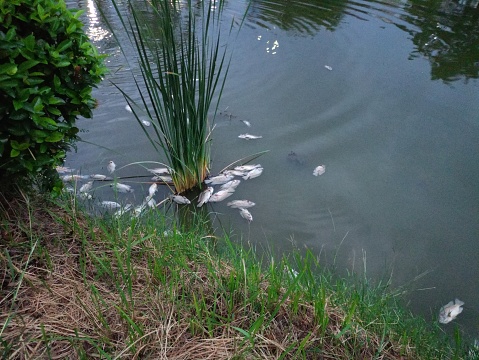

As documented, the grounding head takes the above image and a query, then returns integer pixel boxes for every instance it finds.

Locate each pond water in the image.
[65,0,479,337]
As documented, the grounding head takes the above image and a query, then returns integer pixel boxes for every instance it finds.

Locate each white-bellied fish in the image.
[209,189,235,203]
[148,167,170,175]
[197,187,214,207]
[141,120,151,127]
[107,160,116,174]
[227,200,255,209]
[125,104,132,113]
[220,179,241,191]
[100,201,121,209]
[90,174,108,180]
[234,164,261,172]
[110,183,134,193]
[204,174,234,185]
[439,299,465,324]
[79,181,94,193]
[238,134,262,140]
[243,167,263,180]
[241,120,251,127]
[222,169,247,177]
[170,194,191,205]
[146,196,156,208]
[313,165,326,176]
[113,204,133,218]
[152,175,173,183]
[55,166,74,173]
[61,174,89,182]
[239,208,253,222]
[148,183,158,197]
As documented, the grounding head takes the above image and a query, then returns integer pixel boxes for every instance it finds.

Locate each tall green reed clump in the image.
[109,0,232,193]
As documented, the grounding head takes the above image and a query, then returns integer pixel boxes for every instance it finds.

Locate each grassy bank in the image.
[0,192,473,359]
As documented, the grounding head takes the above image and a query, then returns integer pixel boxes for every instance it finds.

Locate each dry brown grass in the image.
[0,194,451,359]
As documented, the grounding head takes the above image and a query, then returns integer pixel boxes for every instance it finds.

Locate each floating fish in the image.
[90,174,108,180]
[100,201,121,209]
[204,174,234,185]
[243,167,263,180]
[60,174,89,182]
[152,175,173,183]
[79,181,94,193]
[234,164,261,172]
[148,167,170,175]
[78,192,92,200]
[227,200,256,209]
[107,160,116,174]
[125,104,132,113]
[146,197,157,208]
[209,189,235,203]
[439,299,464,324]
[220,179,241,191]
[238,133,262,140]
[141,120,151,127]
[133,204,146,217]
[148,183,158,197]
[324,65,333,71]
[197,187,214,207]
[313,165,326,176]
[170,194,191,205]
[241,120,251,127]
[222,169,247,177]
[110,183,134,193]
[113,204,133,218]
[55,166,74,173]
[239,208,253,222]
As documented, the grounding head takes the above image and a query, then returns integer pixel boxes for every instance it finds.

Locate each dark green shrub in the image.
[0,0,106,194]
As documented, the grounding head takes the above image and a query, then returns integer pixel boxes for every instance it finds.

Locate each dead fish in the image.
[152,175,173,183]
[234,164,261,172]
[227,200,255,209]
[243,167,263,180]
[79,181,94,193]
[324,65,333,71]
[209,189,235,203]
[220,179,241,190]
[146,197,156,208]
[101,201,121,210]
[148,167,170,175]
[239,208,253,222]
[241,120,251,127]
[141,120,151,127]
[222,169,248,177]
[60,174,89,182]
[197,187,214,207]
[170,194,191,205]
[148,183,158,197]
[439,299,465,324]
[204,174,234,185]
[55,166,74,173]
[78,192,92,200]
[113,204,133,218]
[313,165,326,176]
[238,133,262,140]
[90,174,108,180]
[110,183,134,193]
[107,160,116,174]
[125,104,132,113]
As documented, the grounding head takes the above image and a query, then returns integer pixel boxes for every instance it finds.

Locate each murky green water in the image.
[66,0,479,336]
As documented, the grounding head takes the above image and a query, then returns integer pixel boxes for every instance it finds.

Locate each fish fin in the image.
[454,299,465,306]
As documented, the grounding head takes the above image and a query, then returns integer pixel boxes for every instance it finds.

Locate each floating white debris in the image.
[101,201,121,210]
[439,299,464,324]
[107,160,116,174]
[170,194,191,205]
[313,165,326,176]
[197,187,214,207]
[243,167,263,180]
[125,104,132,113]
[227,200,255,209]
[78,192,92,200]
[238,134,262,140]
[241,120,251,127]
[110,183,134,193]
[205,174,234,185]
[324,65,333,71]
[209,189,235,203]
[141,120,151,127]
[239,208,253,222]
